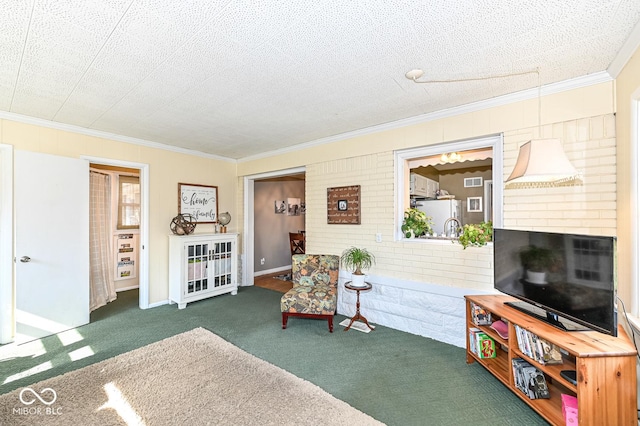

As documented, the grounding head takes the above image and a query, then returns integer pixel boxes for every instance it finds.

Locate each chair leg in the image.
[328,316,333,333]
[282,312,288,329]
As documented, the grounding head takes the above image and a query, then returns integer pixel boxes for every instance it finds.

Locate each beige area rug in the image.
[0,328,382,425]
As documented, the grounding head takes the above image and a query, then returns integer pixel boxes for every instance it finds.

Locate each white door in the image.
[15,150,89,342]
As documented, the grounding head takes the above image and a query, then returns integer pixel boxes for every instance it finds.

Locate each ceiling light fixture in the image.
[405,69,425,81]
[440,152,462,163]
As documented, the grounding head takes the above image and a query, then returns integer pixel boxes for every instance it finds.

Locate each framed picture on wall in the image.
[327,185,361,224]
[178,183,218,223]
[275,200,286,214]
[467,196,483,213]
[287,198,301,216]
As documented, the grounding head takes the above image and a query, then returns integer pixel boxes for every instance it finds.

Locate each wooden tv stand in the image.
[465,295,637,426]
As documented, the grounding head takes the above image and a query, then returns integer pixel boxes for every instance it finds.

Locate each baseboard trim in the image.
[116,285,139,292]
[147,299,169,309]
[254,265,292,277]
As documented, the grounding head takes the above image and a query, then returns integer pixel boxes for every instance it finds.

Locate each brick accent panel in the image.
[503,114,616,235]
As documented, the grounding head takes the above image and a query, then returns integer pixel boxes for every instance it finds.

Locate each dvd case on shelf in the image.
[511,357,550,399]
[514,325,563,365]
[471,302,492,325]
[477,333,496,359]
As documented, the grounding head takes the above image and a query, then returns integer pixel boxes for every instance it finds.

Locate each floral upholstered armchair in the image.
[280,254,340,332]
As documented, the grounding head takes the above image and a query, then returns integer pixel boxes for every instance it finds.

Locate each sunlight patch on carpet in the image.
[68,345,94,362]
[3,361,53,384]
[99,382,145,426]
[57,329,84,347]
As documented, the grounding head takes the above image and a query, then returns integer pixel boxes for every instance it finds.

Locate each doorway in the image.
[84,156,150,311]
[89,164,140,313]
[243,167,305,287]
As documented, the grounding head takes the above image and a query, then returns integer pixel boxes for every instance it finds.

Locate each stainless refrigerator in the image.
[415,199,462,237]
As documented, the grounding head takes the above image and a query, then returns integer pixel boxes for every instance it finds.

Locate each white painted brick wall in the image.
[337,273,482,347]
[241,113,616,348]
[307,113,616,347]
[503,114,616,235]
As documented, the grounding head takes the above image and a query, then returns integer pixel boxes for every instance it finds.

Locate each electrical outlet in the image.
[260,258,265,265]
[375,233,382,243]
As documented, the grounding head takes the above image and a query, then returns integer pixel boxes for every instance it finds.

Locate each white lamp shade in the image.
[505,139,582,188]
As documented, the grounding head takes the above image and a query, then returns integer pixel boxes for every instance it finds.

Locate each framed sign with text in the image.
[327,185,361,224]
[178,183,218,223]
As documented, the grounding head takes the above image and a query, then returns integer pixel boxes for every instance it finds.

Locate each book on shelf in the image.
[514,325,533,358]
[477,333,496,359]
[514,325,524,353]
[513,324,563,365]
[470,302,492,325]
[469,327,481,355]
[512,358,530,395]
[469,328,496,358]
[521,364,539,399]
[511,358,550,400]
[528,368,550,399]
[539,338,564,365]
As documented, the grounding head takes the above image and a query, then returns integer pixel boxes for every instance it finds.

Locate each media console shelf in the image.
[465,295,637,426]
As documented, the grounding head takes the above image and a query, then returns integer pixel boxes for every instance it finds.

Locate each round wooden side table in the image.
[343,281,375,331]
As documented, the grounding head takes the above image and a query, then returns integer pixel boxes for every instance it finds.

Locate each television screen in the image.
[493,228,617,336]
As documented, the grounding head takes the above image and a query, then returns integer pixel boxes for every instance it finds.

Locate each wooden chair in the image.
[280,254,339,332]
[289,232,305,255]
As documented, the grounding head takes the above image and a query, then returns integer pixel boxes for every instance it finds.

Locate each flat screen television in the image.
[493,228,617,336]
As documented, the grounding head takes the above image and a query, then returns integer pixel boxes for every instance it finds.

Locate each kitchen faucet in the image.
[444,217,462,238]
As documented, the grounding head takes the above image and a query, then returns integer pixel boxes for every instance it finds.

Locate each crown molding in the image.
[0,70,615,165]
[608,19,640,78]
[239,71,613,162]
[0,111,236,163]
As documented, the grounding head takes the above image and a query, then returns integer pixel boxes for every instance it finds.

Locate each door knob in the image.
[20,256,31,263]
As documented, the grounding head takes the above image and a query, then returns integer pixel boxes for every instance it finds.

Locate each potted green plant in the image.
[340,246,376,287]
[401,208,434,238]
[519,245,557,284]
[458,221,493,249]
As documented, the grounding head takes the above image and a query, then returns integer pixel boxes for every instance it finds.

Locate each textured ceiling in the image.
[2,1,640,160]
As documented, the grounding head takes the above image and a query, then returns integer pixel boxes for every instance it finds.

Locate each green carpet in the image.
[0,287,546,425]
